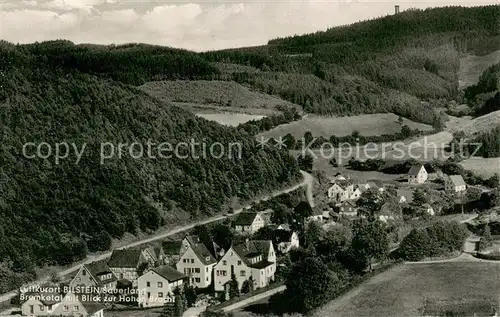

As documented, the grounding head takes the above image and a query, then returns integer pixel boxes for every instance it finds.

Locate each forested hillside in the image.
[199,6,499,125]
[0,41,300,291]
[465,62,500,116]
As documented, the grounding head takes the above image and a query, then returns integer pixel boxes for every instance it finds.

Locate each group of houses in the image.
[323,165,468,222]
[406,164,467,193]
[20,209,300,316]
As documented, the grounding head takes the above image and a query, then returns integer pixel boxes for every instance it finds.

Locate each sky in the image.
[0,0,498,52]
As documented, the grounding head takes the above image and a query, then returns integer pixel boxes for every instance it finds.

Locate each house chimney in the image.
[395,5,400,14]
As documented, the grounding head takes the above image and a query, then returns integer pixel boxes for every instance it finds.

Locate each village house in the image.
[176,235,217,289]
[137,265,185,308]
[407,165,428,184]
[107,249,152,286]
[378,202,401,223]
[50,291,105,317]
[69,260,117,290]
[349,186,363,200]
[397,189,414,204]
[422,203,435,216]
[367,180,385,192]
[445,174,467,193]
[327,180,355,202]
[21,291,62,316]
[161,240,183,266]
[332,172,347,181]
[274,229,299,254]
[306,208,325,223]
[22,291,105,317]
[232,211,265,235]
[213,240,276,296]
[336,200,358,217]
[144,246,166,266]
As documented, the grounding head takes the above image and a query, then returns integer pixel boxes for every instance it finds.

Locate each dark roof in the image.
[184,235,217,265]
[274,230,294,243]
[340,200,357,207]
[448,174,466,187]
[162,240,182,255]
[82,302,105,315]
[367,180,384,189]
[84,260,117,285]
[151,265,185,282]
[396,189,414,203]
[232,240,273,269]
[249,260,274,269]
[233,212,259,226]
[144,247,159,261]
[408,165,424,176]
[336,179,354,188]
[107,249,143,268]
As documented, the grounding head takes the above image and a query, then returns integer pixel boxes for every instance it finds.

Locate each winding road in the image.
[0,170,314,305]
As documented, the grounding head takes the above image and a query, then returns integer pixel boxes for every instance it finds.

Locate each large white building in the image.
[407,165,428,184]
[327,180,355,202]
[137,265,185,308]
[213,240,276,295]
[445,174,467,193]
[175,235,217,289]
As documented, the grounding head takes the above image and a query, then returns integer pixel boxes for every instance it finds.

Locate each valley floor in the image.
[311,261,500,317]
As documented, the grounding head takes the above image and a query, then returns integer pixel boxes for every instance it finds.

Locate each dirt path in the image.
[0,171,314,304]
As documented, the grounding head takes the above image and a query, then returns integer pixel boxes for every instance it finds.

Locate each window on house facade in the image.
[195,278,200,283]
[29,305,34,314]
[147,292,150,298]
[39,305,44,311]
[195,268,200,273]
[223,260,227,265]
[146,282,150,287]
[191,259,194,263]
[240,270,245,277]
[158,282,163,288]
[63,305,69,311]
[82,270,86,276]
[237,260,241,265]
[158,292,163,298]
[206,267,209,272]
[73,305,79,311]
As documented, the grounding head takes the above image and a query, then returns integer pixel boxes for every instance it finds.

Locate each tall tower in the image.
[395,5,400,14]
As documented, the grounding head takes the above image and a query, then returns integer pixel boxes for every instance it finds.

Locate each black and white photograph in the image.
[0,0,499,316]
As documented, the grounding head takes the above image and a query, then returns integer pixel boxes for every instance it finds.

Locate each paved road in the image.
[0,171,314,304]
[221,285,287,313]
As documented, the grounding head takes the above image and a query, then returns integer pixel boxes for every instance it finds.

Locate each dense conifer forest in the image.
[0,41,300,291]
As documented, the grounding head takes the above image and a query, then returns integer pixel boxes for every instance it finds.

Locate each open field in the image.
[258,113,433,139]
[452,110,500,136]
[173,102,278,116]
[312,262,500,317]
[459,49,500,89]
[140,80,300,113]
[459,157,500,178]
[195,113,266,127]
